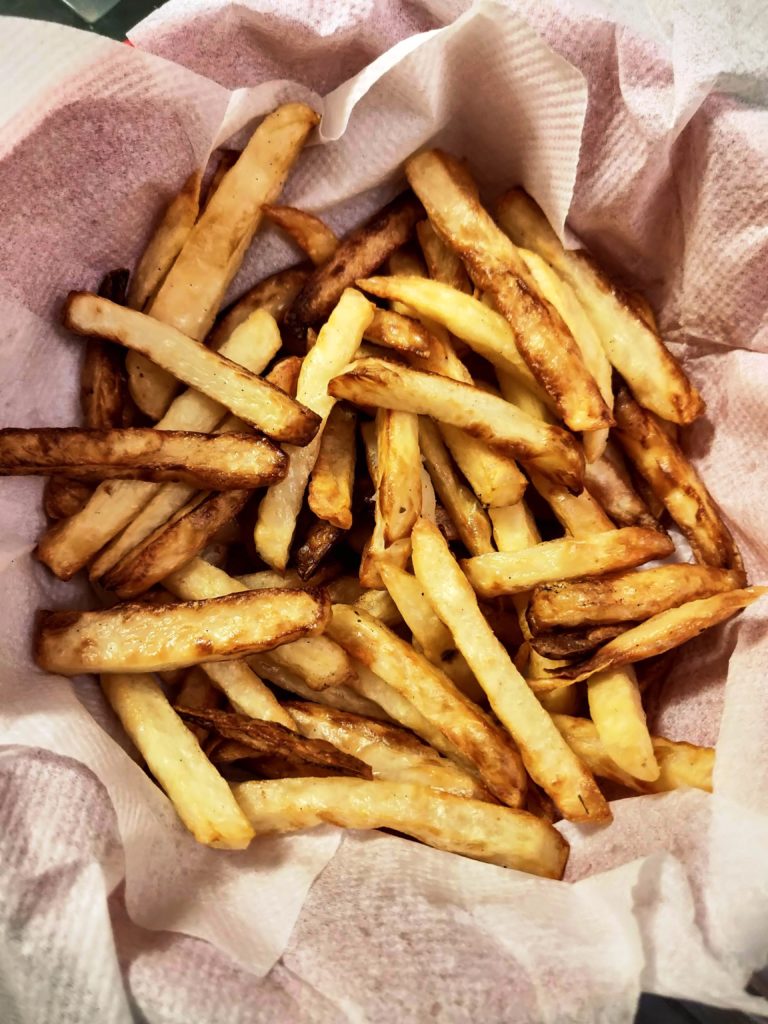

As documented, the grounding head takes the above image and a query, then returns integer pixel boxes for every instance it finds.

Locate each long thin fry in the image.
[376,408,421,544]
[201,659,296,730]
[527,468,614,537]
[416,219,472,293]
[583,439,663,531]
[246,655,390,722]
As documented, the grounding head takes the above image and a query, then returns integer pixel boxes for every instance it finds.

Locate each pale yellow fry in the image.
[355,589,403,628]
[418,417,493,556]
[495,367,554,424]
[202,660,296,730]
[254,288,373,570]
[102,672,254,848]
[527,468,614,538]
[377,408,421,544]
[379,563,484,703]
[463,526,674,598]
[234,778,568,878]
[239,569,307,590]
[410,518,610,823]
[308,403,357,529]
[247,655,390,722]
[495,189,703,424]
[262,204,339,265]
[489,503,540,554]
[129,103,319,418]
[587,666,658,782]
[127,170,202,312]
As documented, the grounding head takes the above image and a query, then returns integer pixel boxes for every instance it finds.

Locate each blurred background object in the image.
[0,0,161,33]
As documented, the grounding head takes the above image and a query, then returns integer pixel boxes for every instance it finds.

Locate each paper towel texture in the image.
[0,1,766,1020]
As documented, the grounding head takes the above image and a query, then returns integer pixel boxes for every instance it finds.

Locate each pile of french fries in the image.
[5,101,764,881]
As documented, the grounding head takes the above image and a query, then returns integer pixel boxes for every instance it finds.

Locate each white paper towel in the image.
[0,1,766,1020]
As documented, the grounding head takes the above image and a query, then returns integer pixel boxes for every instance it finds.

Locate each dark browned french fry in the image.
[42,477,93,520]
[416,219,472,293]
[527,624,628,659]
[296,520,344,581]
[208,267,309,350]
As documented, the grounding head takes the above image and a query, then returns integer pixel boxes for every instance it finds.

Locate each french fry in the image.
[495,188,704,424]
[296,520,344,581]
[208,267,308,349]
[358,420,411,589]
[416,219,472,293]
[528,564,748,632]
[376,409,421,544]
[613,385,742,569]
[405,152,612,432]
[262,204,339,265]
[354,588,403,628]
[363,309,433,356]
[533,588,766,688]
[202,150,239,210]
[527,625,627,659]
[247,655,390,721]
[36,588,330,676]
[81,268,133,431]
[287,192,422,327]
[264,355,303,396]
[552,715,714,794]
[418,418,493,556]
[583,439,663,531]
[234,777,568,877]
[586,666,658,781]
[410,519,609,822]
[126,170,202,312]
[284,702,490,799]
[128,103,319,417]
[327,604,527,808]
[463,526,674,598]
[99,489,249,598]
[175,665,219,741]
[379,563,484,703]
[527,468,614,537]
[254,288,373,570]
[0,427,285,489]
[330,358,585,492]
[64,294,321,446]
[308,403,357,529]
[495,366,554,424]
[200,659,297,730]
[488,502,540,554]
[42,477,92,520]
[239,568,313,590]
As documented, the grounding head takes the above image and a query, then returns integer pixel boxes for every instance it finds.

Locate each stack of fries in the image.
[5,102,763,880]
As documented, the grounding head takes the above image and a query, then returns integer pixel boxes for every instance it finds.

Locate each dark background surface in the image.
[0,1,763,1022]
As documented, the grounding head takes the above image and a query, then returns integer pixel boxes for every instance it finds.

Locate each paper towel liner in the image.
[0,0,766,1019]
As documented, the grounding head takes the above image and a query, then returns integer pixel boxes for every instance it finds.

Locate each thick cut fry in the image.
[288,192,422,326]
[527,468,614,538]
[37,589,329,675]
[583,440,662,531]
[235,777,568,877]
[489,502,540,554]
[416,219,472,293]
[377,409,421,544]
[327,604,527,808]
[495,189,703,424]
[586,666,658,781]
[363,309,433,356]
[354,589,402,628]
[405,152,611,431]
[284,702,489,799]
[127,170,202,312]
[1,428,285,488]
[296,521,344,582]
[129,104,319,417]
[239,568,313,590]
[330,358,584,491]
[534,588,766,687]
[552,715,714,794]
[308,403,356,528]
[248,656,389,721]
[265,355,303,396]
[379,564,484,703]
[528,564,748,633]
[462,527,674,598]
[613,386,742,569]
[254,288,373,570]
[176,665,219,741]
[202,150,239,210]
[208,267,308,349]
[411,519,609,823]
[358,419,411,589]
[201,659,296,730]
[262,205,339,265]
[42,477,92,520]
[102,673,254,848]
[65,294,320,446]
[528,625,627,659]
[99,489,249,598]
[175,706,371,778]
[418,418,493,556]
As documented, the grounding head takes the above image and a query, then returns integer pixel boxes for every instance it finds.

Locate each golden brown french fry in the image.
[418,418,493,556]
[330,358,584,491]
[463,526,674,598]
[247,655,390,721]
[410,519,610,823]
[613,385,742,569]
[99,489,249,598]
[528,564,748,632]
[363,308,434,356]
[308,403,357,529]
[42,477,92,520]
[379,564,484,703]
[127,170,202,312]
[264,355,303,396]
[64,294,321,446]
[495,189,704,424]
[295,520,344,581]
[534,587,766,688]
[416,219,472,293]
[208,267,308,350]
[583,439,663,531]
[327,604,527,808]
[377,408,421,544]
[234,777,568,877]
[202,150,239,210]
[254,288,373,570]
[552,715,714,794]
[2,427,285,489]
[527,468,614,538]
[357,420,411,589]
[129,103,319,417]
[405,152,612,432]
[36,588,330,676]
[102,672,254,848]
[586,666,658,781]
[262,204,339,265]
[284,702,489,799]
[287,192,422,327]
